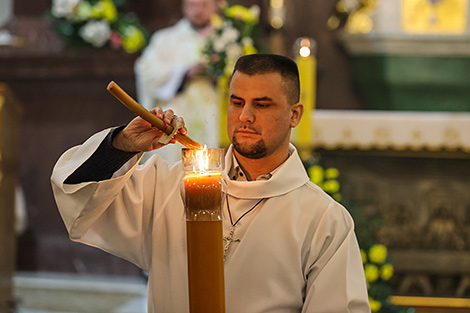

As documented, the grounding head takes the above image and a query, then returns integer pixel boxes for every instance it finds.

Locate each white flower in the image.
[241,36,254,47]
[79,20,111,47]
[213,37,226,53]
[249,5,260,21]
[52,0,81,19]
[226,42,243,60]
[212,25,239,53]
[220,26,239,45]
[209,31,219,42]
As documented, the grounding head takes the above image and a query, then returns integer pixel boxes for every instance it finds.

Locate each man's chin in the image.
[233,140,267,159]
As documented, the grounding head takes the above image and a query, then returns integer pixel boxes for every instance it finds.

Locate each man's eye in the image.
[256,103,269,108]
[232,101,243,106]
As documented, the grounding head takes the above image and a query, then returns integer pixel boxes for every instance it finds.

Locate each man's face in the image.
[182,0,218,29]
[227,71,302,160]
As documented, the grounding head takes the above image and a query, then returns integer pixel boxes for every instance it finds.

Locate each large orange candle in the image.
[184,173,223,220]
[182,148,226,313]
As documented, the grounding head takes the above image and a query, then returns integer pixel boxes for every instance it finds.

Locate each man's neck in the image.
[234,149,290,181]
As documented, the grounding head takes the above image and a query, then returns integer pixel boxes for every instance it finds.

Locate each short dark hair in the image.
[232,54,300,105]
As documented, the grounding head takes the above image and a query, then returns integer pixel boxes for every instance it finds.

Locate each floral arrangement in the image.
[49,0,148,53]
[308,164,342,202]
[201,0,261,79]
[362,244,399,313]
[305,157,408,313]
[327,0,378,33]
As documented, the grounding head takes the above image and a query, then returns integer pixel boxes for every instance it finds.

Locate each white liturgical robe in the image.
[51,128,370,313]
[135,18,218,162]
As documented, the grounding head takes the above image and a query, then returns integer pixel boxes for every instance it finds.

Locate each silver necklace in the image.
[223,195,265,261]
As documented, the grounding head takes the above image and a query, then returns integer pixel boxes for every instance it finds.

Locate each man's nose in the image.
[239,105,255,123]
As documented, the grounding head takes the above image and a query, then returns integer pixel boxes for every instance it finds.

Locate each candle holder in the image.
[182,148,226,313]
[182,148,225,221]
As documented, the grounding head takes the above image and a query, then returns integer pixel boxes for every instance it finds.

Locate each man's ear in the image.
[290,102,304,128]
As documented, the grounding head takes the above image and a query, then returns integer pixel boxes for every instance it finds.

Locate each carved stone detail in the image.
[317,150,470,297]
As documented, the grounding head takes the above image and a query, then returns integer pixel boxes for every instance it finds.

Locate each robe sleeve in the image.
[302,202,371,313]
[51,128,183,271]
[64,126,137,184]
[134,25,190,109]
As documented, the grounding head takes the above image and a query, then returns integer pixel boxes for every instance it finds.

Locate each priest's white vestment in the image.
[135,18,218,162]
[51,128,370,313]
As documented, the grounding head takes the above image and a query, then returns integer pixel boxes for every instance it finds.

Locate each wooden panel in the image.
[0,29,142,274]
[0,83,23,312]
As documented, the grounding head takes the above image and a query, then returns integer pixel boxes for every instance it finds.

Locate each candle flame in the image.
[183,146,224,175]
[299,46,311,58]
[192,145,210,173]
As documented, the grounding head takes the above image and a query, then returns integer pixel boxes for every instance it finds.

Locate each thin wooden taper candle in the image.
[107,81,203,150]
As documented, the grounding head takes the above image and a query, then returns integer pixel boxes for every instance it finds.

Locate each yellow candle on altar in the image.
[182,148,226,313]
[293,37,317,155]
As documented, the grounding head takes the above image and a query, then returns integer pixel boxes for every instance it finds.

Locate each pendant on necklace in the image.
[223,226,240,262]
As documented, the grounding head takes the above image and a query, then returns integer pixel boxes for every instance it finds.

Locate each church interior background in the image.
[0,0,469,312]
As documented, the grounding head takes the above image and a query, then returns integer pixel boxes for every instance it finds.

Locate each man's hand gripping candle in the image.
[107,81,203,150]
[112,107,187,153]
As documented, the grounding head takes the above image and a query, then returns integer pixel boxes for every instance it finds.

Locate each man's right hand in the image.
[112,107,186,152]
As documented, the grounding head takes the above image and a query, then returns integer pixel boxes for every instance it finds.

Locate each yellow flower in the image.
[210,14,223,29]
[336,0,350,14]
[243,44,257,55]
[364,264,379,283]
[91,0,117,22]
[225,5,256,23]
[369,297,382,312]
[102,0,117,22]
[90,5,101,19]
[122,25,145,53]
[325,167,339,179]
[345,11,373,34]
[224,5,242,18]
[360,249,367,264]
[308,165,324,185]
[381,263,394,281]
[369,244,387,264]
[323,179,340,194]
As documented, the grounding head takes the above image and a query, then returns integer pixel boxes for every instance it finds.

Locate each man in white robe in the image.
[135,0,220,162]
[52,54,370,312]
